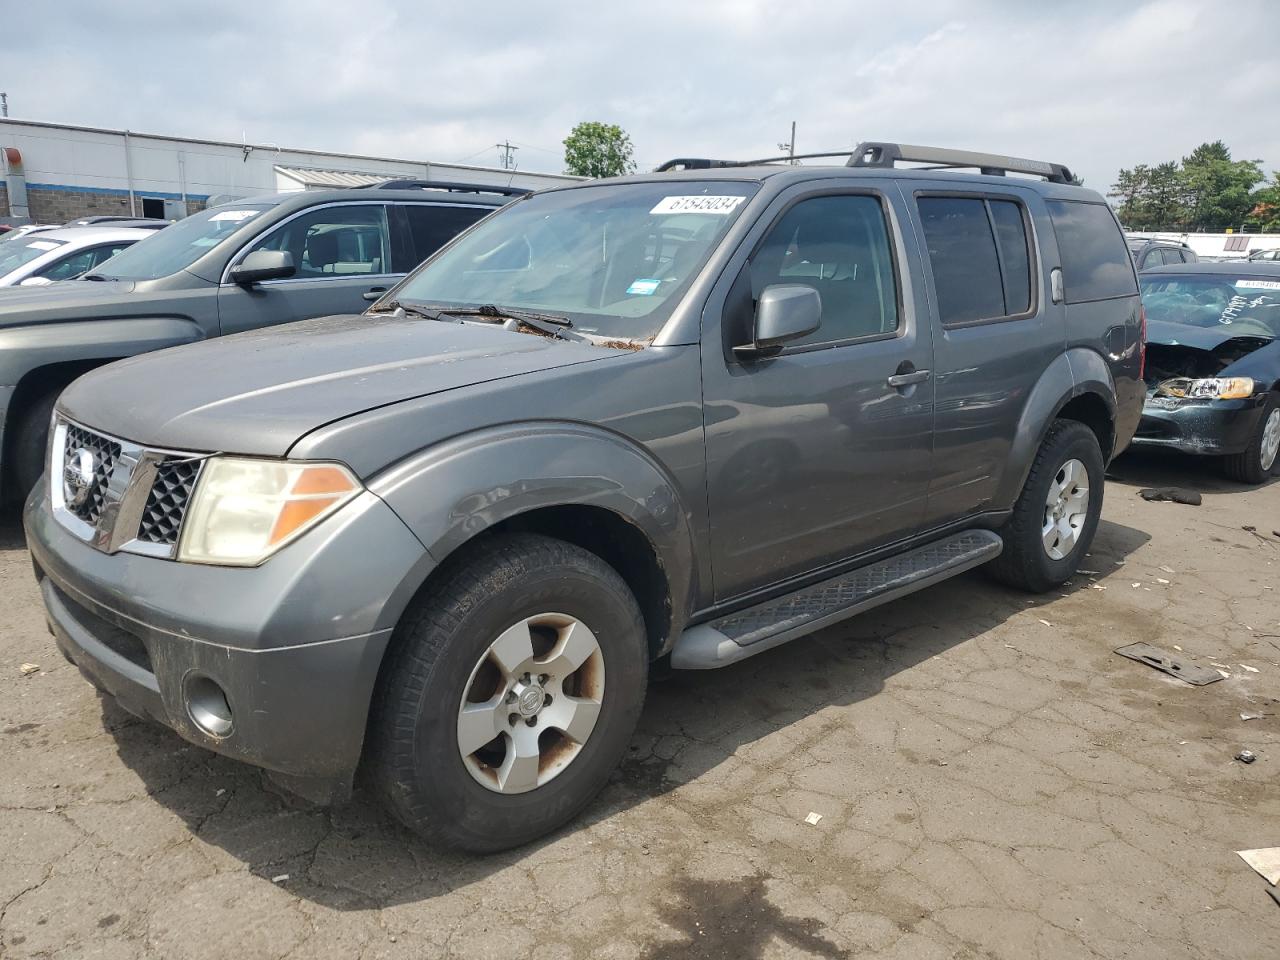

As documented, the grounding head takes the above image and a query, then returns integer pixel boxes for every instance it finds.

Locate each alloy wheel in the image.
[1042,458,1090,561]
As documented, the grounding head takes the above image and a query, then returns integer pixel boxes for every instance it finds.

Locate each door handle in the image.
[887,369,931,388]
[363,287,389,302]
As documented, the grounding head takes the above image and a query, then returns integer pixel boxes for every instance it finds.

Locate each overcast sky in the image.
[5,0,1277,191]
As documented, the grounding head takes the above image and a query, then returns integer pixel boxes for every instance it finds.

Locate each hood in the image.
[1144,318,1277,384]
[59,313,620,455]
[0,279,141,327]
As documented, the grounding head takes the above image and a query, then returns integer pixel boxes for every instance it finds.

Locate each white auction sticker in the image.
[650,195,746,215]
[209,209,260,222]
[27,240,59,251]
[1235,279,1280,290]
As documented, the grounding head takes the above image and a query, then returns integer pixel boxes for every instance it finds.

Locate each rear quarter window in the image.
[1046,200,1137,303]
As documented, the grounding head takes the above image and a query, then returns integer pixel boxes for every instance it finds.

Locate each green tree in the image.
[1109,163,1151,228]
[1180,140,1264,231]
[563,122,636,179]
[1146,162,1189,229]
[1249,172,1280,231]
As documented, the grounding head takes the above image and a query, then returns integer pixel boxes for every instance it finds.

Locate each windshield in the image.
[0,236,65,277]
[391,181,759,338]
[1141,274,1280,339]
[92,204,274,280]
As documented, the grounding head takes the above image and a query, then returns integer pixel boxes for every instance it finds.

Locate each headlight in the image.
[1154,376,1255,400]
[177,457,361,566]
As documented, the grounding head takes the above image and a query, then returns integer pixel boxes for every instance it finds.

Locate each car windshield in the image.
[91,204,274,280]
[1141,274,1280,339]
[390,181,760,339]
[0,236,65,276]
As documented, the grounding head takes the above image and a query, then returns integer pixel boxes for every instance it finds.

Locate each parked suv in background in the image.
[1128,237,1198,271]
[26,142,1144,852]
[0,180,523,500]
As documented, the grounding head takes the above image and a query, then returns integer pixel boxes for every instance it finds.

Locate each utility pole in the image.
[1,93,8,119]
[777,121,796,164]
[495,140,519,170]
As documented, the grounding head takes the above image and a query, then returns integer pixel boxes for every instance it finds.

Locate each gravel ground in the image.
[1,449,1278,960]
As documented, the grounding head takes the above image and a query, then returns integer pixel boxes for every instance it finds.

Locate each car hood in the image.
[1144,318,1271,352]
[1144,318,1278,383]
[0,278,140,316]
[59,313,620,456]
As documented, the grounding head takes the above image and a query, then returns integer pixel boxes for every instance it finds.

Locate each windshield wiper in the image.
[446,304,583,341]
[81,274,115,281]
[366,299,458,322]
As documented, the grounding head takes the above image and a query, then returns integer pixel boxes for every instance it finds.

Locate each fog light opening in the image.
[185,674,234,738]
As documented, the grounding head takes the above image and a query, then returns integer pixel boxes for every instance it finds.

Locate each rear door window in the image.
[917,196,1034,326]
[1045,200,1137,302]
[399,204,490,270]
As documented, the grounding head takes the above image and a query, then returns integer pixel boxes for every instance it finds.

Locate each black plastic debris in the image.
[1236,749,1257,764]
[1138,487,1203,506]
[1114,642,1224,685]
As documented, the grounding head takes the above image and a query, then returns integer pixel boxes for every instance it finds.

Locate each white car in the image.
[0,227,153,286]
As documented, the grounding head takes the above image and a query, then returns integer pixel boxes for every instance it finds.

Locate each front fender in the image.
[994,348,1116,506]
[0,316,206,387]
[367,421,697,644]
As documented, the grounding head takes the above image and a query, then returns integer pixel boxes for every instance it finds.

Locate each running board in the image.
[670,529,1003,669]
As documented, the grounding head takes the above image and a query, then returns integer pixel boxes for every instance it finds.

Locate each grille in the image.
[62,425,121,526]
[137,459,202,545]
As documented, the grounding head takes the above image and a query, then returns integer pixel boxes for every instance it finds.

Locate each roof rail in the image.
[362,179,531,197]
[656,151,862,172]
[848,142,1076,184]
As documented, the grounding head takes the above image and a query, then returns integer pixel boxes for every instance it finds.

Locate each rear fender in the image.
[995,348,1116,506]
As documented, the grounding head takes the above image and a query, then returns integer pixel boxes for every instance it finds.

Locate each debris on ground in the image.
[1160,565,1176,573]
[1241,713,1265,721]
[19,663,40,676]
[1237,848,1280,885]
[1240,664,1260,673]
[804,812,823,826]
[1243,525,1257,533]
[1114,642,1225,685]
[1037,619,1052,627]
[1139,487,1202,506]
[271,874,290,884]
[1236,750,1257,764]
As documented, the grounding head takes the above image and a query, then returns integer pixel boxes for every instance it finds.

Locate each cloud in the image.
[3,0,1276,190]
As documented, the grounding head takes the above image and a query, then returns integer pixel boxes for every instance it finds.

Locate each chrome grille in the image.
[62,424,121,526]
[137,459,201,545]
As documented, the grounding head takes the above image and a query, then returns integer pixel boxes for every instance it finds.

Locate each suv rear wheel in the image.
[987,419,1105,593]
[371,533,648,852]
[1222,394,1280,485]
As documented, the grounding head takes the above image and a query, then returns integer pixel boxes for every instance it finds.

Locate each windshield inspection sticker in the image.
[626,278,661,296]
[650,195,746,215]
[1235,279,1280,291]
[209,209,259,222]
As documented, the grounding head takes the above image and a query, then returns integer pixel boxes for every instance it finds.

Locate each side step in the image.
[670,530,1002,669]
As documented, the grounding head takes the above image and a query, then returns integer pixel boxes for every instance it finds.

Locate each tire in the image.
[987,419,1105,593]
[1222,394,1280,485]
[371,532,648,852]
[7,386,61,505]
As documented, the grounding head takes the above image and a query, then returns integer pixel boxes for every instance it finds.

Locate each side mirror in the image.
[19,276,53,287]
[735,284,821,358]
[229,249,295,285]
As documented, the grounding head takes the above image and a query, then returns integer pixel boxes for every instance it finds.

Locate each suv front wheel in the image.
[987,419,1105,593]
[372,533,648,852]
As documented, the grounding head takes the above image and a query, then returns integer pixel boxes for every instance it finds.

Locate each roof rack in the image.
[361,179,531,197]
[655,152,859,172]
[848,142,1076,184]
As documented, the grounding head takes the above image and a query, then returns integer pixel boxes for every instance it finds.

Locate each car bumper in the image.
[1130,393,1266,456]
[24,481,435,802]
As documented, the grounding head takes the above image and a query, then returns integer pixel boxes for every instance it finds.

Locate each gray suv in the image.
[0,181,522,501]
[25,142,1145,852]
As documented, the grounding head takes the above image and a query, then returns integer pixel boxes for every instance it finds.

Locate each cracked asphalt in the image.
[2,449,1278,960]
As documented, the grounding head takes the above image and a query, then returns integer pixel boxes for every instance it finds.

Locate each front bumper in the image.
[1130,392,1266,457]
[24,481,435,801]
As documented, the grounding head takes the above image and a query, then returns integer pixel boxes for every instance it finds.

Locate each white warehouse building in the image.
[0,118,577,224]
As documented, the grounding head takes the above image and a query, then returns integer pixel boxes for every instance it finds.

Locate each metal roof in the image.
[274,165,398,189]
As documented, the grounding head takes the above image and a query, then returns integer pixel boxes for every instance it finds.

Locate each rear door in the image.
[906,185,1063,526]
[700,183,936,600]
[216,202,396,335]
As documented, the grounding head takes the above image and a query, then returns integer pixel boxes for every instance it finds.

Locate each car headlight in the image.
[1154,376,1255,400]
[177,457,361,566]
